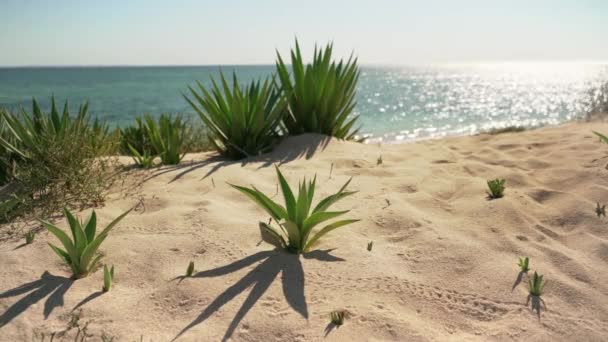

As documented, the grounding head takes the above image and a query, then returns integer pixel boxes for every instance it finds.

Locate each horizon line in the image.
[2,59,608,69]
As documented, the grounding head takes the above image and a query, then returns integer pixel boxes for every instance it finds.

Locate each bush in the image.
[230,166,359,254]
[184,72,286,159]
[0,97,117,222]
[276,40,361,139]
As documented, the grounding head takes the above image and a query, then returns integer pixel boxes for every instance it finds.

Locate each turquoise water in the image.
[1,63,607,142]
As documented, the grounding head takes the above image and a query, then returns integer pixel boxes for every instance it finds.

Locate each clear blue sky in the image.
[1,0,607,66]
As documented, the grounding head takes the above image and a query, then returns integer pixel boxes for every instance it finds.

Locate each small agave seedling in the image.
[518,257,530,273]
[330,310,345,326]
[39,207,132,279]
[102,265,114,292]
[377,155,383,166]
[487,178,506,199]
[128,144,155,168]
[186,261,195,277]
[528,271,546,297]
[24,230,36,245]
[595,202,606,218]
[367,241,373,252]
[231,166,359,254]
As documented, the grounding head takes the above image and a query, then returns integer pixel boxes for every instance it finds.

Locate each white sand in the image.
[1,122,608,341]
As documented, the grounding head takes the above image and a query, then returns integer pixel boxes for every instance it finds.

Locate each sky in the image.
[1,0,607,66]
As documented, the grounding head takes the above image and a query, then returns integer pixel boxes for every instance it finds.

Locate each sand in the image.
[1,122,608,341]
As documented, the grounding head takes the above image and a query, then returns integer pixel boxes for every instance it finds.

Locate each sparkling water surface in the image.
[0,63,606,142]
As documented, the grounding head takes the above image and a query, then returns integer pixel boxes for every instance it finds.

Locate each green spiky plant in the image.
[593,131,608,144]
[39,207,132,279]
[276,40,361,139]
[330,310,345,325]
[119,117,151,155]
[487,178,506,198]
[143,114,185,165]
[528,271,546,297]
[128,144,155,168]
[230,167,359,254]
[102,264,114,292]
[186,261,195,277]
[367,241,373,252]
[24,230,36,244]
[184,72,287,159]
[518,257,530,273]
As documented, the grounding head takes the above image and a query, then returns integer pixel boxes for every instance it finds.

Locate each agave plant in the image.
[39,207,132,279]
[528,271,546,297]
[593,131,608,144]
[102,264,115,292]
[230,167,359,254]
[276,40,360,139]
[128,144,155,168]
[487,178,506,199]
[518,257,530,273]
[184,72,286,159]
[367,241,373,252]
[144,114,185,165]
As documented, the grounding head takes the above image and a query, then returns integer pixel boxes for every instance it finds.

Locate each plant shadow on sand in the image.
[0,271,73,327]
[526,294,546,320]
[172,247,344,341]
[511,271,526,291]
[139,134,332,185]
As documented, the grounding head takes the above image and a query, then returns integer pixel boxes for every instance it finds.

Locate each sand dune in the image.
[1,122,608,341]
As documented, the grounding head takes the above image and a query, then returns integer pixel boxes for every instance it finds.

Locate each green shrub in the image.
[128,145,155,168]
[276,40,360,139]
[517,257,530,273]
[230,166,359,254]
[119,117,152,155]
[528,271,546,297]
[102,264,114,292]
[487,178,506,198]
[0,98,118,222]
[39,207,132,279]
[184,72,286,159]
[144,114,186,165]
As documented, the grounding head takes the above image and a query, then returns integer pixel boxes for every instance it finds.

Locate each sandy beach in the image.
[1,121,608,341]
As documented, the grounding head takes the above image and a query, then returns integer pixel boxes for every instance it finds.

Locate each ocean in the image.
[1,63,607,142]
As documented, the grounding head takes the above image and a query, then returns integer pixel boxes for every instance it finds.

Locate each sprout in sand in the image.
[102,265,115,292]
[487,178,506,199]
[230,166,359,254]
[367,241,373,252]
[186,261,195,277]
[39,207,132,279]
[595,202,606,218]
[24,230,36,245]
[528,271,546,297]
[517,257,530,273]
[330,310,346,325]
